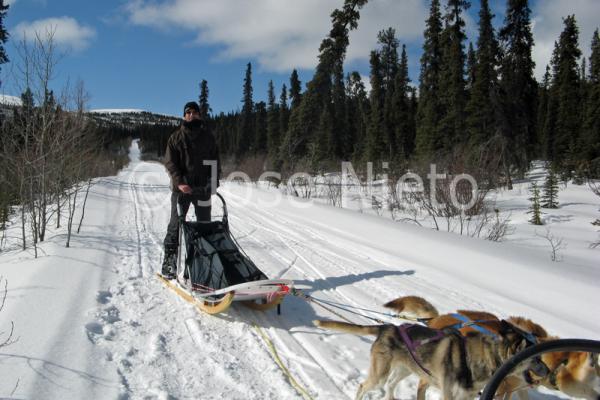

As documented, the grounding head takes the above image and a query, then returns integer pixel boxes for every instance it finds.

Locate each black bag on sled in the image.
[180,197,268,292]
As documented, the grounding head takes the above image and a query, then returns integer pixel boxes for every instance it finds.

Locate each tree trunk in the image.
[56,193,61,229]
[77,179,92,234]
[66,188,79,248]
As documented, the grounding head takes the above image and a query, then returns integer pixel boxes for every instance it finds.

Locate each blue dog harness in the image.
[448,313,499,338]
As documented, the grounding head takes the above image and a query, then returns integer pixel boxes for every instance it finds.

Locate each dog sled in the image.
[157,192,293,314]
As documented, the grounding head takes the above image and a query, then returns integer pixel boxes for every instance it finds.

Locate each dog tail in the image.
[383,296,439,319]
[313,320,381,336]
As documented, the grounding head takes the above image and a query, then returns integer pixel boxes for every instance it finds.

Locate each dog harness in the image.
[447,313,500,338]
[396,323,447,376]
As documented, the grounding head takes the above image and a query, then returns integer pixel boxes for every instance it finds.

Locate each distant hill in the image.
[0,94,22,106]
[88,109,181,129]
[0,98,180,128]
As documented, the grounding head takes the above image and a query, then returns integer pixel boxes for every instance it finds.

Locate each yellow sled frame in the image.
[157,273,235,314]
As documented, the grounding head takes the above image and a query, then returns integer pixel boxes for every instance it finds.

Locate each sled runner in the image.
[158,192,293,314]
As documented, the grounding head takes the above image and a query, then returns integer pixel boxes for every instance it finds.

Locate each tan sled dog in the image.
[384,296,600,400]
[313,319,545,400]
[526,347,600,400]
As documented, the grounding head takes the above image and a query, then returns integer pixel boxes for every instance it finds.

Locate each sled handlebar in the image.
[176,191,228,224]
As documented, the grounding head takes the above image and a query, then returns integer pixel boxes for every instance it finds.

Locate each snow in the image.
[0,140,599,399]
[0,94,22,106]
[89,109,180,119]
[89,108,146,114]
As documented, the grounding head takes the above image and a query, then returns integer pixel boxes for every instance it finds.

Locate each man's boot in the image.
[161,246,178,279]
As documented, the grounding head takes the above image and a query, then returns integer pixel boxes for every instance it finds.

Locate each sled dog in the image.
[313,319,547,400]
[384,295,600,400]
[527,347,600,400]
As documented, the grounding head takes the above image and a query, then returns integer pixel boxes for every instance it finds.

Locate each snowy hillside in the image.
[0,94,22,106]
[88,109,180,128]
[0,140,598,399]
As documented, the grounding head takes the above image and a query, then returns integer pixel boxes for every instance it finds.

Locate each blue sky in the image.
[1,0,598,116]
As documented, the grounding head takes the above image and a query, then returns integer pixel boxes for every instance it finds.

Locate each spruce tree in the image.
[466,0,500,149]
[378,28,400,89]
[378,28,400,160]
[407,88,418,157]
[254,101,267,154]
[331,60,347,160]
[19,87,34,134]
[289,69,302,110]
[392,45,412,159]
[438,0,470,150]
[0,0,9,87]
[279,84,289,144]
[541,165,560,208]
[528,181,543,225]
[582,29,600,172]
[498,0,537,179]
[237,62,254,157]
[21,88,34,113]
[199,79,211,120]
[552,15,582,168]
[283,0,368,168]
[366,51,386,164]
[266,81,280,164]
[537,65,551,159]
[416,0,444,159]
[466,42,476,92]
[313,106,334,169]
[345,72,369,160]
[544,41,562,161]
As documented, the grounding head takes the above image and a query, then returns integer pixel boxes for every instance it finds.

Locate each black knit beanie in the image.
[183,101,200,116]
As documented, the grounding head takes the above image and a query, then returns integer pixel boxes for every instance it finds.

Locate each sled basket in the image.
[177,193,269,295]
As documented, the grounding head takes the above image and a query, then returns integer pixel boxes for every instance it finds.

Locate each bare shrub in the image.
[0,29,101,253]
[588,180,600,248]
[0,276,16,349]
[322,174,342,207]
[237,154,268,182]
[287,174,315,199]
[485,209,514,242]
[385,153,512,241]
[282,158,318,199]
[536,228,567,261]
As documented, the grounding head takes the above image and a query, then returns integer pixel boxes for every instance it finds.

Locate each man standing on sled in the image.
[161,101,220,279]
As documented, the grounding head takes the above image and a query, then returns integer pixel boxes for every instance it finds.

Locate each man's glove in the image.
[178,184,192,194]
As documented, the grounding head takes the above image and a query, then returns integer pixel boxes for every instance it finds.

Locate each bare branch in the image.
[536,228,567,262]
[0,276,17,349]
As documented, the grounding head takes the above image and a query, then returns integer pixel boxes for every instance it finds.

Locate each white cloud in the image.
[13,17,96,51]
[531,0,600,80]
[124,0,428,72]
[347,0,428,64]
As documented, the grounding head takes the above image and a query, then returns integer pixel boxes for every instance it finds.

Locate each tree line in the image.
[190,0,599,184]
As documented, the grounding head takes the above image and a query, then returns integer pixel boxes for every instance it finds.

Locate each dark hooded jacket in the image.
[164,119,220,192]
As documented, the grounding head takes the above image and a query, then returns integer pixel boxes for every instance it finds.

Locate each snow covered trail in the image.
[0,142,303,400]
[1,140,598,399]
